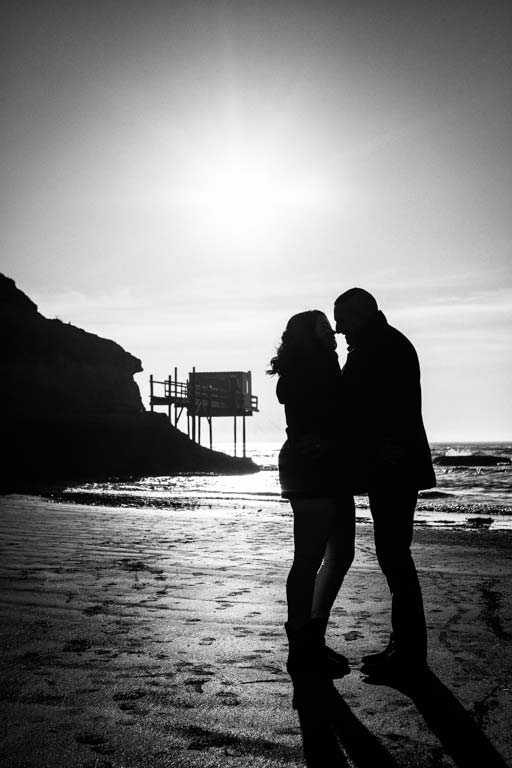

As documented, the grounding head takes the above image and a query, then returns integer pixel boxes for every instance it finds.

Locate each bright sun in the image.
[174,139,332,243]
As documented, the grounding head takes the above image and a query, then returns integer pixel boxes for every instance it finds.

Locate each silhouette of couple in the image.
[268,287,436,705]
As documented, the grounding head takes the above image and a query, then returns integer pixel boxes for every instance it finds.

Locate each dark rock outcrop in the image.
[1,274,144,419]
[434,454,510,467]
[0,274,258,488]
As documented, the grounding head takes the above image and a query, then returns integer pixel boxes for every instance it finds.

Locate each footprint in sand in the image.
[75,732,107,747]
[75,733,114,758]
[215,690,240,706]
[215,601,233,610]
[113,689,147,703]
[184,678,210,693]
[83,759,113,768]
[190,665,214,676]
[20,691,65,705]
[261,663,283,674]
[276,727,301,736]
[17,651,53,667]
[116,558,148,572]
[62,638,92,653]
[112,689,148,712]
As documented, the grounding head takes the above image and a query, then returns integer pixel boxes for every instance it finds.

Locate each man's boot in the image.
[361,635,395,666]
[361,635,428,678]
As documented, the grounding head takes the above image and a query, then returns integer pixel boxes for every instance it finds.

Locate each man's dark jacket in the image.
[340,310,435,492]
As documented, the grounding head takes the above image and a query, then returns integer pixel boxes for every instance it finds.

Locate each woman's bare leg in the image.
[286,498,338,628]
[311,494,355,619]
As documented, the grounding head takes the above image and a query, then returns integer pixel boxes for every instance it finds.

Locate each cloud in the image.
[392,287,512,325]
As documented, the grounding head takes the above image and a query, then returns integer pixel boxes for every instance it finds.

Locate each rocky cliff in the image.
[1,274,258,487]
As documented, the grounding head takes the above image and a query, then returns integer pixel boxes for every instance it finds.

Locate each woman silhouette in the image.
[268,310,354,703]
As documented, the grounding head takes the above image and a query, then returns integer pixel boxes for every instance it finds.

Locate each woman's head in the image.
[267,310,336,375]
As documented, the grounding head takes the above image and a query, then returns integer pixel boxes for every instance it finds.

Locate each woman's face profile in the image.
[314,314,337,351]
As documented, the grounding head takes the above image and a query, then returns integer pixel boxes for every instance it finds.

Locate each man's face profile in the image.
[334,302,358,337]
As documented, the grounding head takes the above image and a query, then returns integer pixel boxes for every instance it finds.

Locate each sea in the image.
[55,442,512,531]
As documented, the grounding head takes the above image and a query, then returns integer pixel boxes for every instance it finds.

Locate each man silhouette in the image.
[334,288,435,673]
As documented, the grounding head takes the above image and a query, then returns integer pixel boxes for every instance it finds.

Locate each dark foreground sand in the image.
[0,495,511,768]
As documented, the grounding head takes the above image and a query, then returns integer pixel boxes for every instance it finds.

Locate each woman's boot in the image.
[285,620,337,708]
[311,616,350,678]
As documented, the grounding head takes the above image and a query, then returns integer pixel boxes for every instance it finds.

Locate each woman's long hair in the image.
[267,310,331,376]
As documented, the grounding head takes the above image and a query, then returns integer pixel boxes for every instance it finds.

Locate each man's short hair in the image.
[334,287,378,312]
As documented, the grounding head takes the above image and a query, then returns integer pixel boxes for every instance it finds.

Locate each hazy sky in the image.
[2,0,511,444]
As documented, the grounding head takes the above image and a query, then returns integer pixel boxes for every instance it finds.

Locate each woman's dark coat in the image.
[277,351,344,499]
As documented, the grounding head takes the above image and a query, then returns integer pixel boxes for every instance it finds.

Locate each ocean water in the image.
[57,442,512,531]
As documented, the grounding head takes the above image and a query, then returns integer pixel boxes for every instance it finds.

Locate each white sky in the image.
[2,0,511,444]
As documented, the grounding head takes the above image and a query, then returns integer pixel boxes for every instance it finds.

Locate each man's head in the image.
[334,288,378,337]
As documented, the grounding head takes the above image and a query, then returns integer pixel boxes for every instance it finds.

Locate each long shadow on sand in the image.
[296,690,400,768]
[362,666,508,768]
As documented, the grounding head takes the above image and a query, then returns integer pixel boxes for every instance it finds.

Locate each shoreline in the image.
[1,494,511,767]
[9,486,512,533]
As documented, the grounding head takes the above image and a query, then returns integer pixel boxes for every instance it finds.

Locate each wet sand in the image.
[0,494,511,767]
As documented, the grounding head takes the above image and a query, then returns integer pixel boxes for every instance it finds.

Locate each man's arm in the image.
[376,336,423,464]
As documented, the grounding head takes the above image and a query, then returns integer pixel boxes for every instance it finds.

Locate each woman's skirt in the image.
[278,438,344,500]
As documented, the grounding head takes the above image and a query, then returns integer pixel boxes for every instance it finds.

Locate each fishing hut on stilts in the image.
[149,368,258,457]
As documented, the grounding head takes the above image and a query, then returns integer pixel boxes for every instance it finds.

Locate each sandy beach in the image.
[1,494,511,768]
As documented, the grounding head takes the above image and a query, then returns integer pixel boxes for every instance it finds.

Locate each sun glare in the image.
[174,140,333,243]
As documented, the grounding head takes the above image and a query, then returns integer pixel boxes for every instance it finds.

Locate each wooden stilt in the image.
[191,367,196,443]
[174,366,178,427]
